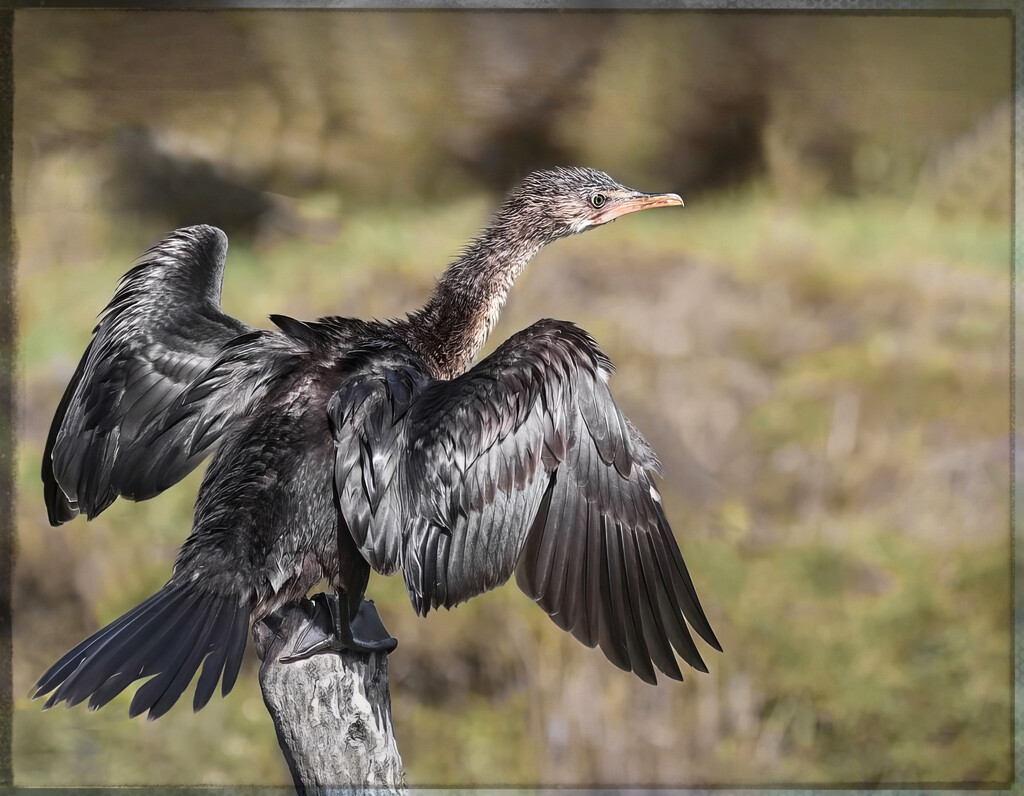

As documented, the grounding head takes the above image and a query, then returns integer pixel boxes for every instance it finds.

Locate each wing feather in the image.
[43,226,296,525]
[595,515,631,672]
[332,320,718,684]
[634,532,685,681]
[555,486,590,634]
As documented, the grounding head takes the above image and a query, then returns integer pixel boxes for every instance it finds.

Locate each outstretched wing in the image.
[43,225,294,525]
[334,320,720,684]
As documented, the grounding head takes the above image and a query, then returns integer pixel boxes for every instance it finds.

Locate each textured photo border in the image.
[0,2,1017,792]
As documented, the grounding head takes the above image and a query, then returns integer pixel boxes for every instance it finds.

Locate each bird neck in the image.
[406,220,544,380]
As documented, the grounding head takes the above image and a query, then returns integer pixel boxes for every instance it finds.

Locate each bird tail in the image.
[33,581,251,720]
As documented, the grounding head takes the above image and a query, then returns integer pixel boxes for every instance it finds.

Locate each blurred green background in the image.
[10,10,1012,788]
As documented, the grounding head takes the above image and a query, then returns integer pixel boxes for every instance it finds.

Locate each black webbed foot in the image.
[350,597,399,652]
[280,591,397,663]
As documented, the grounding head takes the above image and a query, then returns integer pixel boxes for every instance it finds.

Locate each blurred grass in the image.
[13,185,1011,786]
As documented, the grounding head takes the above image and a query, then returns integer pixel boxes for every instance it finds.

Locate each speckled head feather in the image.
[496,166,629,238]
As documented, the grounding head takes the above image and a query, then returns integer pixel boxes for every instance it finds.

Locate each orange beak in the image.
[592,192,684,225]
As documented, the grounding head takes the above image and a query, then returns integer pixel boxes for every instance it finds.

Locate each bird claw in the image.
[280,592,397,663]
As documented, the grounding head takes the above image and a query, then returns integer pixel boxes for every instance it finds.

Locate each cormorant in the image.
[35,167,721,720]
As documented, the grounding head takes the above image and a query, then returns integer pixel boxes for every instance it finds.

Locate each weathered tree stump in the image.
[253,599,406,796]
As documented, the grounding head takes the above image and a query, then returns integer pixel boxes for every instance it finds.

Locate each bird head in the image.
[501,167,684,243]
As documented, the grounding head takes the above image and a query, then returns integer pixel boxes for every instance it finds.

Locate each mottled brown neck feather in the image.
[402,220,543,380]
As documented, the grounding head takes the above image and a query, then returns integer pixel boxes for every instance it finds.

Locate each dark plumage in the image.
[36,166,720,719]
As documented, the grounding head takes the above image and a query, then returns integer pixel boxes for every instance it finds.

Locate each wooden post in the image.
[253,600,406,796]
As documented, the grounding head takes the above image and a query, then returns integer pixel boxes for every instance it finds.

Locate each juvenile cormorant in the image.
[35,167,720,720]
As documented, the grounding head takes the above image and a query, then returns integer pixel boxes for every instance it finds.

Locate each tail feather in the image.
[35,582,251,719]
[48,586,195,709]
[85,598,211,713]
[130,597,225,720]
[34,587,166,696]
[193,599,239,712]
[221,600,250,697]
[84,601,200,712]
[128,611,209,718]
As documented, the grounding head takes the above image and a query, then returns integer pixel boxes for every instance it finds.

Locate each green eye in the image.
[590,193,607,208]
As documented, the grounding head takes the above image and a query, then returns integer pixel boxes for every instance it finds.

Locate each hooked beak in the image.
[592,191,684,225]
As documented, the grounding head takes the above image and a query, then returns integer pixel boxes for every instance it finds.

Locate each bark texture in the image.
[254,600,406,796]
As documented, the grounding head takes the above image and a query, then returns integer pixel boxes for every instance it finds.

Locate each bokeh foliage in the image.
[10,9,1012,787]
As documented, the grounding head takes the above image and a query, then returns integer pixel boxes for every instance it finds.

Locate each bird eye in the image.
[589,193,607,209]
